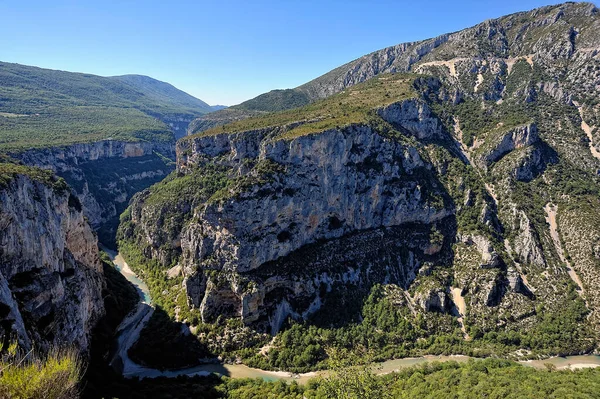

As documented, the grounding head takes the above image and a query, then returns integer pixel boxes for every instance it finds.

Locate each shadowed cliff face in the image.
[0,172,104,353]
[11,139,175,247]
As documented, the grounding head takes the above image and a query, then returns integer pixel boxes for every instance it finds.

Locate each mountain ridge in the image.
[111,74,220,113]
[188,1,598,135]
[0,60,221,149]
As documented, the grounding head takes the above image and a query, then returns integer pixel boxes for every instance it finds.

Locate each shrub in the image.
[0,343,82,399]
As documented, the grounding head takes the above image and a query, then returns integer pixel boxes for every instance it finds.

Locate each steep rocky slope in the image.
[10,140,175,245]
[119,1,600,371]
[0,163,104,353]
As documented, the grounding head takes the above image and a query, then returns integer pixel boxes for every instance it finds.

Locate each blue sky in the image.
[1,0,570,105]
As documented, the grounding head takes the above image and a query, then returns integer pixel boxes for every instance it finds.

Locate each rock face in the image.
[480,123,539,167]
[178,123,449,274]
[11,139,175,245]
[513,211,546,267]
[414,289,450,313]
[0,173,104,353]
[461,235,501,269]
[189,220,451,334]
[13,140,172,169]
[125,105,454,333]
[377,99,445,140]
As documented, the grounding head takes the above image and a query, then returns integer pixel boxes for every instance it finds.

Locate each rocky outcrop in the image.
[414,289,450,313]
[178,125,449,274]
[507,266,530,296]
[0,173,104,353]
[512,211,546,267]
[461,235,502,269]
[377,99,445,140]
[479,123,539,167]
[512,145,548,182]
[297,35,450,101]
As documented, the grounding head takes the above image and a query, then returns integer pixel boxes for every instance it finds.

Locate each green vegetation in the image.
[432,98,531,148]
[208,158,286,204]
[307,358,600,399]
[243,284,460,373]
[0,106,172,150]
[234,89,310,112]
[195,73,418,139]
[112,74,214,115]
[141,164,231,208]
[0,343,82,399]
[0,61,211,117]
[0,160,68,191]
[81,357,600,399]
[242,280,593,373]
[0,61,213,150]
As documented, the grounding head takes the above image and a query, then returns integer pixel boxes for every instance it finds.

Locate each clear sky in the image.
[0,0,571,105]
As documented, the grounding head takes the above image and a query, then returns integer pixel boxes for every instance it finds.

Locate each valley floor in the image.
[104,248,600,384]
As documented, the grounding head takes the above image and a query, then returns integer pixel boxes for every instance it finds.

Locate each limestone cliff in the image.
[177,123,448,274]
[0,168,104,353]
[11,139,175,245]
[122,89,462,334]
[176,120,452,331]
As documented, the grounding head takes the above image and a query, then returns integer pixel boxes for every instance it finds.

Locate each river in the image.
[103,248,600,382]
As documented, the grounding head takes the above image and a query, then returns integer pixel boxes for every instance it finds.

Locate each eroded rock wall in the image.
[11,139,175,245]
[0,174,104,353]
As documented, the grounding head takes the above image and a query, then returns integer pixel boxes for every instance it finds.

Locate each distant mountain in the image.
[111,74,215,114]
[0,62,217,149]
[209,104,228,111]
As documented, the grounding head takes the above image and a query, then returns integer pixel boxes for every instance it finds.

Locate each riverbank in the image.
[102,248,600,383]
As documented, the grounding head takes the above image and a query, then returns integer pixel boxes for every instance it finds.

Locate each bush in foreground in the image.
[0,342,82,399]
